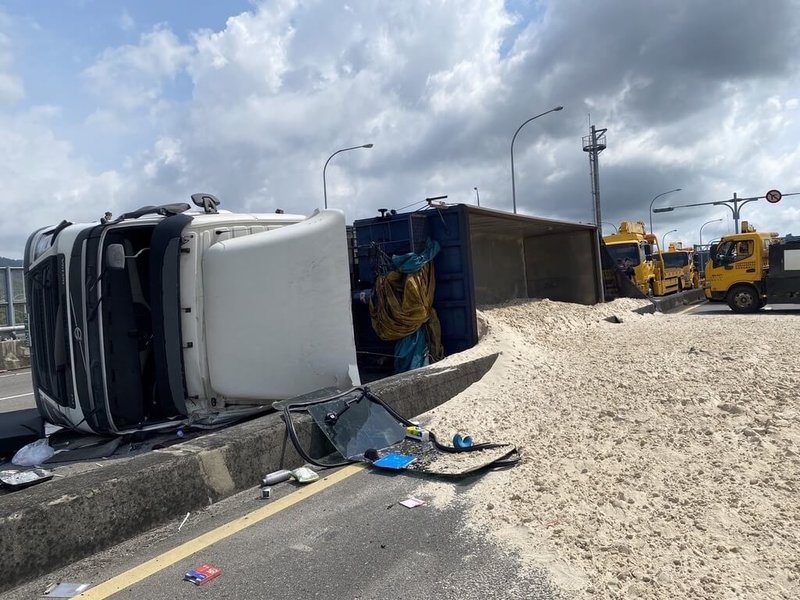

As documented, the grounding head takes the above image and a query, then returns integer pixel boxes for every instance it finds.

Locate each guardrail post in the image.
[2,267,12,327]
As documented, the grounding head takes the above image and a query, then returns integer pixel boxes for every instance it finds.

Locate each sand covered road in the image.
[416,299,799,599]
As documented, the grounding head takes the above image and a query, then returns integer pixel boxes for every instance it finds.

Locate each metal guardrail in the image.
[0,266,25,330]
[0,325,25,333]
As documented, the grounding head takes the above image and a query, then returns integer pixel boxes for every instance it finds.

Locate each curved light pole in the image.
[473,187,480,207]
[323,144,374,209]
[510,106,563,214]
[699,218,723,246]
[601,221,618,234]
[649,188,682,234]
[662,229,678,250]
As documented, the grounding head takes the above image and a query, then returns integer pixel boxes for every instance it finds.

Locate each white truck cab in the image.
[24,194,358,434]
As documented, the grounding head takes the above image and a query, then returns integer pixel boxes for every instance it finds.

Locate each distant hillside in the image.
[0,256,23,267]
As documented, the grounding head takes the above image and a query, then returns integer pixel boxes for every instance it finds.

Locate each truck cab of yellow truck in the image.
[657,242,698,290]
[704,222,799,312]
[603,221,686,296]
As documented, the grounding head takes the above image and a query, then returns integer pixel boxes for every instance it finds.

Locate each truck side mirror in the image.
[106,243,127,270]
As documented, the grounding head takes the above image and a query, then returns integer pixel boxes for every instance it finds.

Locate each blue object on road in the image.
[372,452,417,470]
[453,433,473,448]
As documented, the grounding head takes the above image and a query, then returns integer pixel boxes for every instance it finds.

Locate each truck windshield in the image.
[659,252,690,268]
[605,243,641,266]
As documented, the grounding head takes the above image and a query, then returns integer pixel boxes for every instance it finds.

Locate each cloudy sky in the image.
[1,0,800,257]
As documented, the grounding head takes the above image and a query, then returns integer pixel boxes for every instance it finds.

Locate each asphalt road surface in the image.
[679,301,800,316]
[0,368,34,413]
[6,465,564,600]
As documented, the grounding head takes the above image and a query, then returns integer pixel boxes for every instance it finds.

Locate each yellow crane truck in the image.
[704,222,799,312]
[603,221,686,296]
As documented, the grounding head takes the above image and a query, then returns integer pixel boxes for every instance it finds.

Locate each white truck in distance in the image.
[24,194,358,435]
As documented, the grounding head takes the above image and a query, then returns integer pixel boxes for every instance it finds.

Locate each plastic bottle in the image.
[262,469,292,486]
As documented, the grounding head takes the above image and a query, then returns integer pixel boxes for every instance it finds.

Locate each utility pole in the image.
[582,125,607,303]
[653,189,798,234]
[582,125,607,227]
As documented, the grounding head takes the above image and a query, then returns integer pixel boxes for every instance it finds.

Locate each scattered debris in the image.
[184,564,222,586]
[289,467,319,483]
[604,315,624,323]
[372,453,417,470]
[0,468,54,491]
[275,386,520,478]
[399,497,426,509]
[12,438,54,466]
[177,512,190,531]
[452,433,473,448]
[262,469,292,486]
[42,582,91,597]
[260,486,272,500]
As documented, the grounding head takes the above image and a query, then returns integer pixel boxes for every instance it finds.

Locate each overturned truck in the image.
[26,199,604,435]
[24,195,358,434]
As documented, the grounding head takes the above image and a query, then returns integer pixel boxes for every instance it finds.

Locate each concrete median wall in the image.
[0,352,498,593]
[0,339,29,371]
[651,288,707,312]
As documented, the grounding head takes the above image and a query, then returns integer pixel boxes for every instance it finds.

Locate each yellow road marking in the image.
[78,464,364,599]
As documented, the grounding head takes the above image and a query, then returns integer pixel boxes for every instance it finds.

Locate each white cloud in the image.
[0,32,23,105]
[118,10,136,32]
[3,0,800,258]
[83,27,191,113]
[0,110,131,256]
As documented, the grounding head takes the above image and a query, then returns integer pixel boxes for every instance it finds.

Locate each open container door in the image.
[202,210,359,402]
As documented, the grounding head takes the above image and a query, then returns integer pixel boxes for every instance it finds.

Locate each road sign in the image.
[766,189,782,204]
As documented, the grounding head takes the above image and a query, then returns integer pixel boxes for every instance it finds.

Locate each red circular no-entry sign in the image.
[766,189,782,204]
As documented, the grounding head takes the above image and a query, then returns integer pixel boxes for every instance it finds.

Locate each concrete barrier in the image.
[651,288,707,313]
[0,339,30,371]
[0,352,498,593]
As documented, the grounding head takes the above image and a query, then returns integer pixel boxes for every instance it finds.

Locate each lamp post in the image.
[601,221,618,234]
[662,229,678,249]
[699,218,723,246]
[653,192,800,234]
[323,144,374,209]
[473,187,480,207]
[648,188,682,234]
[510,106,563,214]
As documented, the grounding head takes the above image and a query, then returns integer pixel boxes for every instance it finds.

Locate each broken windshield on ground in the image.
[306,392,406,461]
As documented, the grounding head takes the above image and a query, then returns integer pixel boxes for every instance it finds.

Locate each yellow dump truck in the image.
[603,221,685,296]
[704,222,798,312]
[654,242,698,290]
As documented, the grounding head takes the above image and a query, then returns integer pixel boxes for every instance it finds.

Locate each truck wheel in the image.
[677,278,683,292]
[727,285,761,313]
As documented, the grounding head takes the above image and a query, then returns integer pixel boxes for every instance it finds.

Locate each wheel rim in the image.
[734,290,754,309]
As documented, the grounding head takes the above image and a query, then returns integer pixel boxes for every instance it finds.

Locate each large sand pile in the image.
[415,299,799,599]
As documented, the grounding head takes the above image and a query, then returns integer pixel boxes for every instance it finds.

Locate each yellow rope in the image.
[369,263,443,360]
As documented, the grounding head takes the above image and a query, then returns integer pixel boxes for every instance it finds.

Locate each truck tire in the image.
[727,285,761,313]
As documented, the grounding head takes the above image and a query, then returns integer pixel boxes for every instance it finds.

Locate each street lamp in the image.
[510,106,563,214]
[473,187,480,207]
[323,144,374,209]
[662,229,678,249]
[601,221,618,234]
[699,218,723,246]
[649,188,682,234]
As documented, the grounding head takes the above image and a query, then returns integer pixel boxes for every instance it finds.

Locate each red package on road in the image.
[184,564,222,585]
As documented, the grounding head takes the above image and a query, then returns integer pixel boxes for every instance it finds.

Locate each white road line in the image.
[0,371,29,379]
[0,392,34,401]
[672,302,706,316]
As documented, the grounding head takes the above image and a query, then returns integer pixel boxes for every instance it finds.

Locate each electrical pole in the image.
[582,125,607,227]
[582,125,607,303]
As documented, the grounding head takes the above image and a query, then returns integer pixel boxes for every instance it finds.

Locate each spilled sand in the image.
[412,298,799,599]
